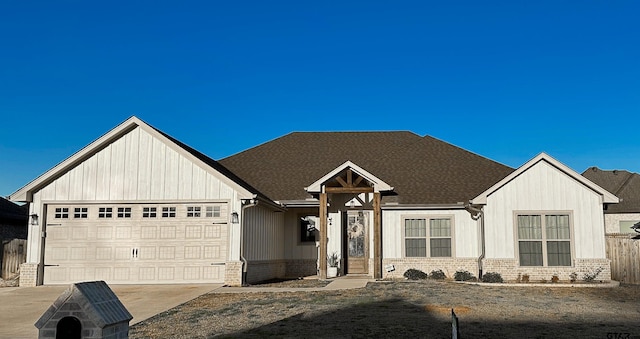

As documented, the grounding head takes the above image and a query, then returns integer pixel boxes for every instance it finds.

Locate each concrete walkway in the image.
[212,276,372,293]
[0,284,222,339]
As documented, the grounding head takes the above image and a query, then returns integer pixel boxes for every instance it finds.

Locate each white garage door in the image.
[43,202,229,284]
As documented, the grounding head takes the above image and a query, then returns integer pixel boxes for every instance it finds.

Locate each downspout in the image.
[466,203,485,279]
[240,198,258,286]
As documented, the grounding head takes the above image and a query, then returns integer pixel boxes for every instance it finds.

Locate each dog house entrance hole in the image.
[56,316,82,339]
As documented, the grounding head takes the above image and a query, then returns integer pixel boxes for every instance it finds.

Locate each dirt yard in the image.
[130,280,640,338]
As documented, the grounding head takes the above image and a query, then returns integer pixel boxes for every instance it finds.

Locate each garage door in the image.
[43,202,229,284]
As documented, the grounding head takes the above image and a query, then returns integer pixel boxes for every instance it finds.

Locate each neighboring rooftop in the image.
[0,197,28,223]
[219,132,514,205]
[582,167,640,213]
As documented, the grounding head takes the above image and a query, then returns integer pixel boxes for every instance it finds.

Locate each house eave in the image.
[381,203,467,210]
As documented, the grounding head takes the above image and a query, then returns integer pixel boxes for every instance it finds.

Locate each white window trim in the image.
[401,214,455,258]
[513,210,575,267]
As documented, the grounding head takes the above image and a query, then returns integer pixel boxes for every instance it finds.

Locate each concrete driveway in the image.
[0,283,222,339]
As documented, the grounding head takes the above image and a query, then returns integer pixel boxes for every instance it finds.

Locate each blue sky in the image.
[1,1,639,198]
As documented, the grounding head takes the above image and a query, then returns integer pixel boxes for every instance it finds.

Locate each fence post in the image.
[452,309,459,339]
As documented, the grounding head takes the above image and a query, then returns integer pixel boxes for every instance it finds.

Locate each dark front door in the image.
[345,210,368,274]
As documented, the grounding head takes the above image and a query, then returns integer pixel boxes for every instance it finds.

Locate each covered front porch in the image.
[301,161,394,280]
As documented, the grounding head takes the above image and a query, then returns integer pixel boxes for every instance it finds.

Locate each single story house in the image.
[10,117,618,286]
[582,168,640,235]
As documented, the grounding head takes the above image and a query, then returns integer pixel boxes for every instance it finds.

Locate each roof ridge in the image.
[614,171,636,195]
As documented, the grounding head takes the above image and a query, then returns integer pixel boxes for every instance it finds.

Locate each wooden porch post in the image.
[373,192,382,279]
[319,192,328,280]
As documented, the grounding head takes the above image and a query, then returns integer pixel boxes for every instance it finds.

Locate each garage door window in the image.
[74,208,88,218]
[117,207,132,218]
[162,207,176,217]
[55,208,69,219]
[143,207,157,218]
[206,206,220,218]
[98,208,113,218]
[187,206,201,217]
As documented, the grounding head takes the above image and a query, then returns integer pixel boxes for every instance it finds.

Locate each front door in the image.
[345,210,368,274]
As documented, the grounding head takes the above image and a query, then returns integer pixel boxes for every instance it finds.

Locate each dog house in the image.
[35,281,132,339]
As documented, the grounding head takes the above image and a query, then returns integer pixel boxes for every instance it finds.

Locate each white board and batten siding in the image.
[382,209,479,258]
[24,125,251,284]
[483,160,607,259]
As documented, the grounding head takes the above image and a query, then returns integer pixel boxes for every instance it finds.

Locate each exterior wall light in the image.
[30,213,39,225]
[231,212,239,224]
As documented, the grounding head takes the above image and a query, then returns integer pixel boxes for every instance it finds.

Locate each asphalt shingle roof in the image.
[582,167,640,213]
[219,132,514,205]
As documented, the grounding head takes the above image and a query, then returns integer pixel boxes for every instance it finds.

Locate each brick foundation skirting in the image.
[224,261,243,286]
[19,263,38,287]
[285,259,317,278]
[245,260,287,284]
[382,258,479,280]
[481,258,612,282]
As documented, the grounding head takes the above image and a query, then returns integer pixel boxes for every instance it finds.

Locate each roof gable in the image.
[10,117,262,202]
[305,161,394,193]
[472,153,619,205]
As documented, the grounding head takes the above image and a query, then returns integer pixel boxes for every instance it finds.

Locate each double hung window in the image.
[517,213,571,266]
[404,217,452,257]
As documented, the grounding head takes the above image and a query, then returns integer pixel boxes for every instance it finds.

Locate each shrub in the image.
[403,269,428,280]
[582,267,604,283]
[454,270,476,281]
[569,272,578,283]
[429,269,446,280]
[481,272,503,283]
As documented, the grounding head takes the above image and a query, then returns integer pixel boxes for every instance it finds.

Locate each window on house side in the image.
[619,220,639,234]
[517,214,571,267]
[300,217,316,243]
[405,219,427,257]
[403,217,452,258]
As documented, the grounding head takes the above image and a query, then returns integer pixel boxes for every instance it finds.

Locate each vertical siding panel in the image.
[178,155,192,200]
[109,137,126,200]
[192,166,206,200]
[150,137,166,200]
[55,172,70,200]
[123,127,140,200]
[82,155,97,200]
[95,145,112,200]
[41,181,56,200]
[206,174,221,199]
[68,164,84,200]
[219,182,233,200]
[137,129,153,200]
[164,148,179,200]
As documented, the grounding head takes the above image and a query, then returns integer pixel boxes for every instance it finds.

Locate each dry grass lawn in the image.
[130,280,640,338]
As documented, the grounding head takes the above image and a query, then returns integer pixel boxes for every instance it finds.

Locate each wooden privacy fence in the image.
[605,235,640,284]
[1,238,27,279]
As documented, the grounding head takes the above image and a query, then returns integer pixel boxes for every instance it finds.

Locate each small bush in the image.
[481,272,504,283]
[403,269,428,280]
[454,270,476,281]
[429,269,446,280]
[569,272,578,283]
[582,267,604,283]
